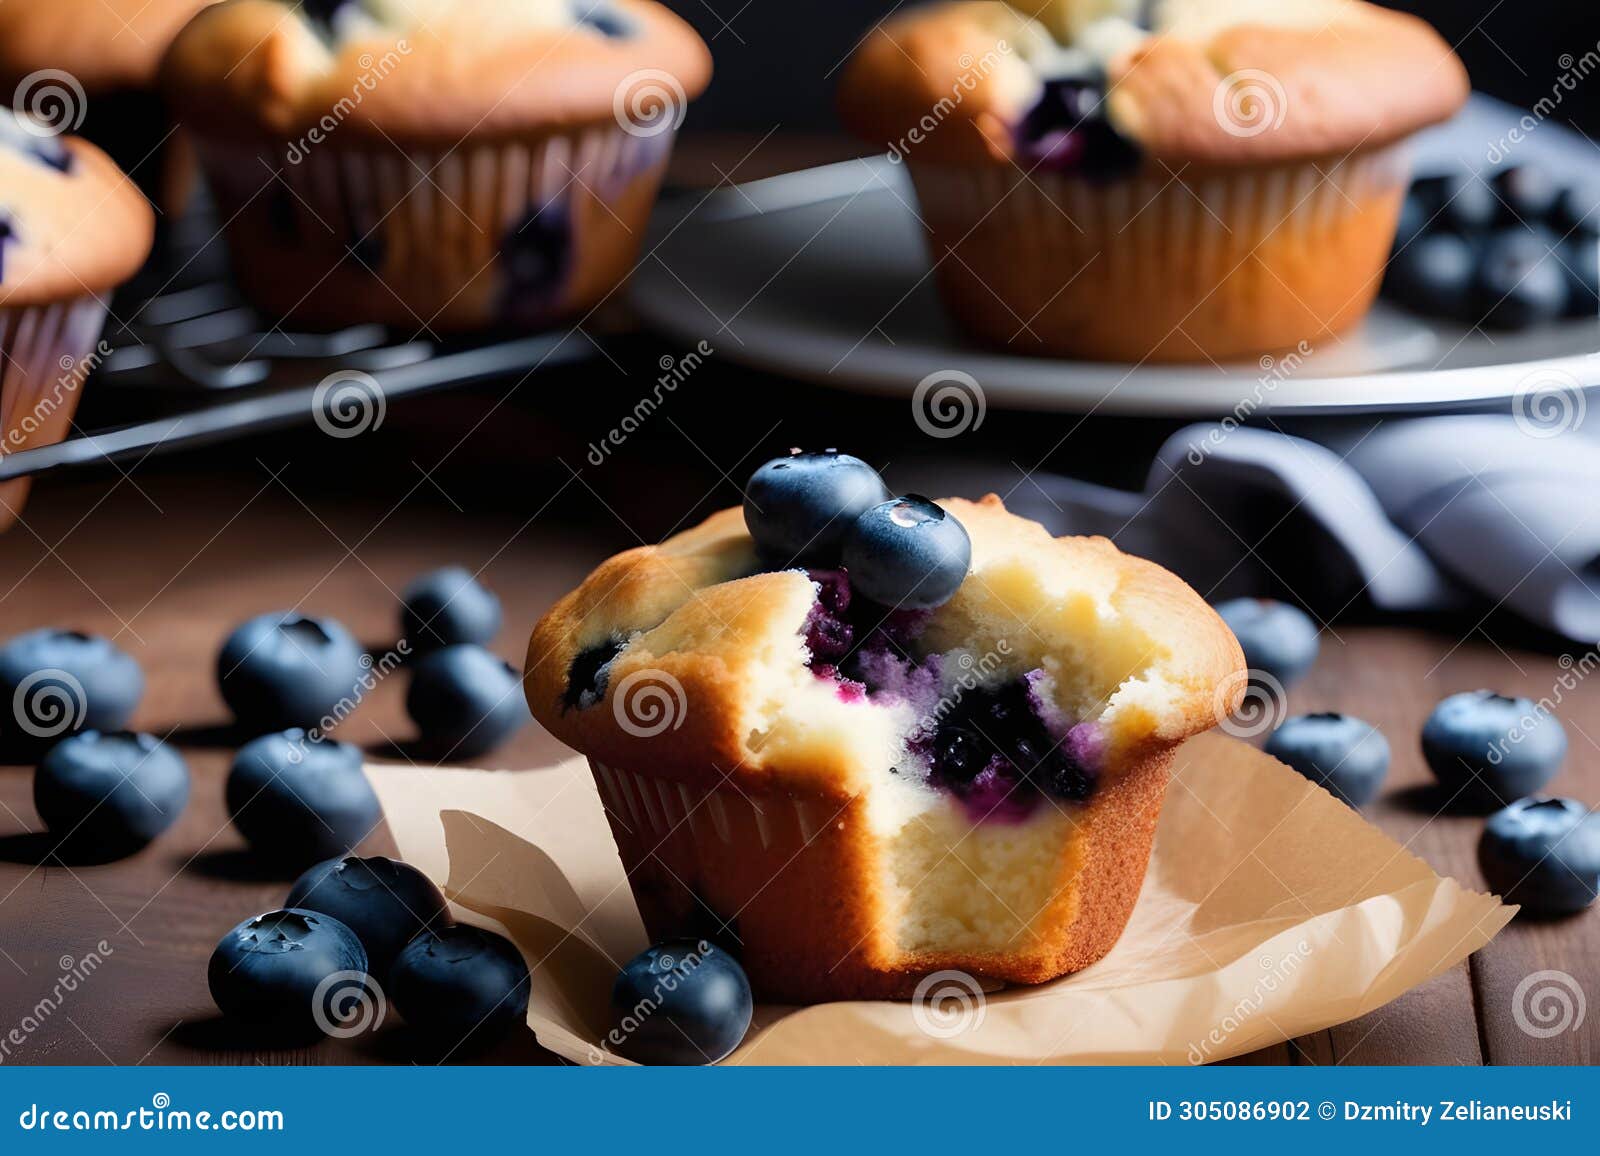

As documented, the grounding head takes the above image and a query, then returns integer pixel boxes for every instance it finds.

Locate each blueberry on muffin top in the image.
[839,0,1468,169]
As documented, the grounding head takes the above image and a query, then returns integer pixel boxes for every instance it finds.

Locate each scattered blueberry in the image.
[390,925,530,1046]
[1479,797,1600,915]
[405,644,528,758]
[217,612,366,733]
[226,730,380,863]
[1384,231,1476,319]
[1212,599,1320,688]
[208,908,367,1034]
[34,732,190,857]
[1385,167,1600,326]
[609,939,752,1065]
[563,637,626,711]
[744,450,888,565]
[1475,230,1568,329]
[1493,165,1562,225]
[1553,178,1600,237]
[400,567,502,651]
[1264,713,1390,807]
[840,496,970,610]
[1409,172,1497,234]
[1422,690,1567,811]
[0,628,144,745]
[287,855,450,978]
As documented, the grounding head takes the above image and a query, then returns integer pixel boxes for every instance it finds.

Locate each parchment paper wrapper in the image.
[366,732,1513,1065]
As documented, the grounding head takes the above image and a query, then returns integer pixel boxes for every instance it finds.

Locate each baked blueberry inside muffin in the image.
[527,451,1244,1002]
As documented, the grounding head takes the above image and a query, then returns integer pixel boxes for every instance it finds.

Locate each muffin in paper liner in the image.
[907,145,1411,362]
[524,497,1247,1003]
[191,126,677,332]
[0,298,110,529]
[0,119,153,530]
[838,0,1468,362]
[162,0,711,331]
[587,748,1174,1005]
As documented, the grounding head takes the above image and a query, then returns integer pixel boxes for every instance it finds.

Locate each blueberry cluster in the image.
[208,855,533,1051]
[1384,164,1599,328]
[0,566,525,867]
[744,449,971,609]
[1216,597,1599,915]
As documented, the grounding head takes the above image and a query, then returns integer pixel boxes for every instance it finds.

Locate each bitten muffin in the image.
[0,0,218,208]
[525,466,1243,1003]
[838,0,1469,362]
[161,0,711,331]
[0,113,154,529]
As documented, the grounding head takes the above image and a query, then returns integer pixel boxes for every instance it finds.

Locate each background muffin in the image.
[161,0,711,332]
[0,0,217,209]
[0,114,153,529]
[839,0,1469,363]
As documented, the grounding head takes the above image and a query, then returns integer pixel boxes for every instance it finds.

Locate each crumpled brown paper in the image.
[365,732,1513,1065]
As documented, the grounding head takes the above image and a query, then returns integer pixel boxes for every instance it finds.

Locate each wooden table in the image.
[0,405,1594,1067]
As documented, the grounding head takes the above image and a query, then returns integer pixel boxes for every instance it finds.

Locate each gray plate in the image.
[634,114,1600,417]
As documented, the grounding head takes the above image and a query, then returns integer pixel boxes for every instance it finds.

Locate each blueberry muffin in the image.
[0,113,153,528]
[838,0,1469,362]
[161,0,710,331]
[525,451,1244,1003]
[0,0,218,207]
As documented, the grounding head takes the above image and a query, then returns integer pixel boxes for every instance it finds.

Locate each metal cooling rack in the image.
[0,199,601,485]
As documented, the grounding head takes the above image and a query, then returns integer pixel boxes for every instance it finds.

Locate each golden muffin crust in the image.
[0,125,155,307]
[838,0,1468,166]
[525,494,1244,798]
[0,0,219,93]
[161,0,712,144]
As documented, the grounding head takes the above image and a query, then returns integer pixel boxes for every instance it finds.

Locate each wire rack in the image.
[0,196,601,486]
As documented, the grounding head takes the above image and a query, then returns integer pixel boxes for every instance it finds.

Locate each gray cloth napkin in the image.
[929,417,1600,643]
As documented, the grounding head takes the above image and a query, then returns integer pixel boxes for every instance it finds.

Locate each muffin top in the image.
[525,493,1243,809]
[839,0,1468,169]
[161,0,712,143]
[0,0,219,93]
[0,114,154,307]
